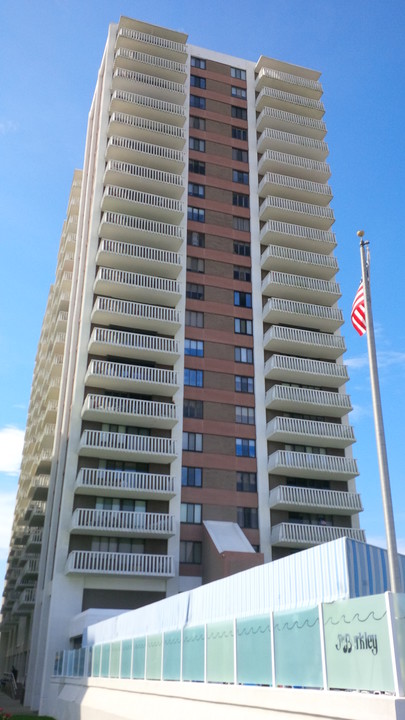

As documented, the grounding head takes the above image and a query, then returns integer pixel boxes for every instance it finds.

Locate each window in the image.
[233,241,250,256]
[236,406,255,424]
[187,256,205,273]
[233,192,249,208]
[182,466,202,487]
[183,431,203,452]
[180,540,202,563]
[231,67,246,80]
[235,318,253,335]
[232,148,248,162]
[184,369,203,387]
[235,347,253,363]
[189,137,205,152]
[233,217,250,232]
[231,106,247,120]
[235,375,254,393]
[191,74,206,89]
[232,127,247,140]
[189,159,205,175]
[191,56,206,69]
[233,170,249,185]
[95,497,146,512]
[237,507,258,529]
[233,265,251,282]
[186,282,204,300]
[231,86,247,99]
[186,310,204,327]
[185,338,204,356]
[190,116,206,130]
[237,471,257,492]
[188,206,205,223]
[92,537,145,554]
[285,444,327,455]
[190,94,206,109]
[183,399,203,419]
[181,503,202,524]
[187,230,205,247]
[236,438,256,458]
[188,182,205,198]
[234,291,252,308]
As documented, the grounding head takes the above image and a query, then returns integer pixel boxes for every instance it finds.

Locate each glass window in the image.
[189,159,206,175]
[184,368,203,387]
[183,432,203,452]
[187,230,205,247]
[231,86,247,99]
[233,265,251,281]
[187,256,205,273]
[183,399,203,419]
[234,347,253,363]
[237,507,258,528]
[236,438,256,457]
[180,540,202,563]
[235,318,253,335]
[235,406,255,424]
[233,192,249,208]
[182,467,203,487]
[188,206,205,223]
[191,75,206,89]
[231,106,247,120]
[181,503,202,524]
[190,94,206,109]
[236,471,257,492]
[184,338,204,356]
[233,170,249,185]
[234,291,252,308]
[188,182,205,198]
[232,127,247,140]
[231,67,246,80]
[232,148,248,162]
[235,375,254,393]
[186,282,204,300]
[191,57,206,69]
[190,116,206,130]
[185,310,204,327]
[189,137,205,152]
[233,241,250,256]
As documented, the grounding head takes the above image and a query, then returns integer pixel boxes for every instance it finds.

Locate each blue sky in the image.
[1,0,405,590]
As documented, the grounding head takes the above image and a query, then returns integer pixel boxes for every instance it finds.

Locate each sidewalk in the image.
[0,689,37,716]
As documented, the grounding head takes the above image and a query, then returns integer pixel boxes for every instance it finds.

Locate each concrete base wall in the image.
[51,678,405,720]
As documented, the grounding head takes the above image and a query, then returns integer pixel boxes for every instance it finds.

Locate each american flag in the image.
[351,280,366,336]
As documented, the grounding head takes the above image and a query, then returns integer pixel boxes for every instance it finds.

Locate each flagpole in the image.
[357,230,401,593]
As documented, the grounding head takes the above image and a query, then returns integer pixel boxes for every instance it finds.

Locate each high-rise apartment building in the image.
[0,16,365,711]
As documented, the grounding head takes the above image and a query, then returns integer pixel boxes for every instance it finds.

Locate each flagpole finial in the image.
[357,230,365,237]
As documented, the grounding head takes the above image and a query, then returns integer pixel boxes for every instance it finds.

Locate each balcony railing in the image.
[99,210,184,251]
[85,359,179,395]
[261,270,341,305]
[257,128,328,160]
[114,47,186,81]
[96,238,182,278]
[258,172,332,206]
[93,266,181,307]
[256,106,327,139]
[260,243,338,279]
[259,196,335,230]
[268,450,359,479]
[265,384,352,417]
[260,220,336,254]
[256,86,325,118]
[108,112,186,149]
[116,27,187,63]
[12,587,36,614]
[271,522,365,548]
[110,90,186,126]
[255,66,323,99]
[66,550,174,577]
[88,327,180,363]
[106,135,185,173]
[91,296,181,335]
[101,185,184,223]
[82,394,178,429]
[79,430,176,462]
[112,68,186,103]
[262,297,343,332]
[263,325,346,360]
[71,508,174,537]
[266,416,355,448]
[75,468,175,499]
[264,353,349,387]
[269,484,363,514]
[258,150,331,183]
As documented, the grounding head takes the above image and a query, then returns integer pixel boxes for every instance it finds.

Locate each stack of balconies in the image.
[255,60,364,552]
[66,19,187,579]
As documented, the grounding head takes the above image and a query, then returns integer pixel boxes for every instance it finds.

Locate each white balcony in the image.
[101,185,184,223]
[255,66,323,100]
[265,384,352,417]
[263,325,346,360]
[75,468,175,500]
[259,196,335,230]
[258,150,331,183]
[256,86,325,118]
[25,530,43,553]
[71,508,174,538]
[258,173,332,206]
[85,359,179,396]
[12,587,36,615]
[96,238,182,279]
[260,220,336,254]
[108,112,186,150]
[266,416,355,449]
[91,296,181,335]
[115,27,187,64]
[269,485,363,515]
[256,107,327,140]
[268,449,359,480]
[110,89,186,127]
[114,46,186,83]
[103,159,185,199]
[264,354,349,388]
[88,327,180,365]
[79,430,176,463]
[106,135,185,173]
[93,267,181,307]
[66,550,174,577]
[261,271,341,306]
[260,244,338,280]
[112,68,186,105]
[257,129,328,161]
[271,522,365,548]
[26,501,46,526]
[19,558,40,581]
[28,475,50,501]
[99,211,183,251]
[82,394,178,429]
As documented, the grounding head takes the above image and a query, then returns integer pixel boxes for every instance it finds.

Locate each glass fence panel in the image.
[78,648,86,677]
[110,641,121,678]
[274,606,322,688]
[67,650,74,677]
[146,634,162,680]
[100,643,111,678]
[392,593,405,690]
[121,639,132,679]
[92,645,101,677]
[73,649,80,676]
[323,593,394,692]
[132,637,146,679]
[236,614,272,686]
[182,626,204,682]
[206,620,234,683]
[54,651,63,676]
[163,630,181,681]
[87,647,93,677]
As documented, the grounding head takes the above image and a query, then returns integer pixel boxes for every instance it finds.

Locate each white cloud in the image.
[366,535,405,556]
[0,120,17,136]
[0,426,25,475]
[346,350,405,371]
[345,354,369,369]
[0,492,17,561]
